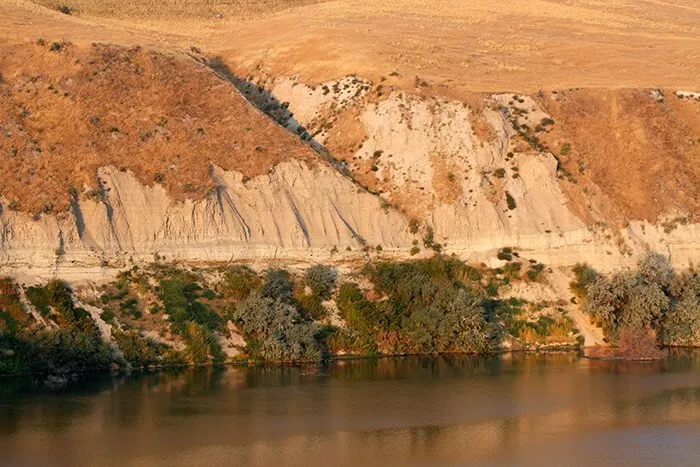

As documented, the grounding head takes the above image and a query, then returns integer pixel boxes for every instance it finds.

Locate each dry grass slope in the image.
[1,0,697,93]
[30,0,326,22]
[538,89,700,222]
[0,42,318,215]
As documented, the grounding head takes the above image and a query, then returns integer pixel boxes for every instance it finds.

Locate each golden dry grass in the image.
[537,89,700,222]
[1,0,697,94]
[0,41,318,214]
[430,153,462,205]
[30,0,325,22]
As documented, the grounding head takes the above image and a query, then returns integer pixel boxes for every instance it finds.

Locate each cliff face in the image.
[0,161,411,271]
[1,153,698,277]
[1,43,699,278]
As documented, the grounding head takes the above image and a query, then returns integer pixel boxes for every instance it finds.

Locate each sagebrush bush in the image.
[262,269,294,301]
[232,293,323,362]
[579,253,700,345]
[304,265,337,299]
[505,192,517,210]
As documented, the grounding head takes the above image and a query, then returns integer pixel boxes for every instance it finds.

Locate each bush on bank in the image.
[572,253,700,346]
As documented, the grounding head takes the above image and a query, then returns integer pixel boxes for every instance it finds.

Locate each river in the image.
[2,351,700,466]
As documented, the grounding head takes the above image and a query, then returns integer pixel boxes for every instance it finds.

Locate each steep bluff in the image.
[1,43,699,278]
[0,161,411,270]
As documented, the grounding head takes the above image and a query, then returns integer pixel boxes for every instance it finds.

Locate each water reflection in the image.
[2,351,700,465]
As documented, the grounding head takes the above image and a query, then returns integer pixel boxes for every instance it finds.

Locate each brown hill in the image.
[1,0,695,95]
[0,41,318,215]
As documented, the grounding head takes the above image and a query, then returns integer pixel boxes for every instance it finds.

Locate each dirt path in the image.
[549,268,607,347]
[568,304,606,347]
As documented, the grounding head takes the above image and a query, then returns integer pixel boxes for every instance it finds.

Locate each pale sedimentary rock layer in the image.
[2,74,699,278]
[0,159,411,273]
[1,157,698,278]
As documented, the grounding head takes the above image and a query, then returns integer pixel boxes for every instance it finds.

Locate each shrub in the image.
[570,263,598,298]
[336,283,379,337]
[560,143,571,156]
[401,287,496,354]
[408,218,420,234]
[159,278,221,334]
[182,322,223,365]
[362,258,502,354]
[496,248,513,261]
[304,265,337,300]
[100,309,114,323]
[0,278,29,334]
[588,328,665,360]
[580,253,688,344]
[9,327,114,376]
[232,293,323,362]
[486,282,499,297]
[113,330,165,368]
[422,226,441,252]
[503,261,522,277]
[297,292,328,321]
[494,168,506,179]
[662,292,700,346]
[262,269,294,301]
[25,280,96,332]
[487,298,526,338]
[46,280,74,314]
[505,191,517,210]
[526,263,546,282]
[119,298,141,319]
[527,315,556,337]
[462,265,483,282]
[220,265,261,300]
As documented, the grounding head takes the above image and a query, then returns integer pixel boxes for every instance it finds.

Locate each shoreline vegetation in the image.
[570,253,700,359]
[2,253,698,384]
[583,329,667,361]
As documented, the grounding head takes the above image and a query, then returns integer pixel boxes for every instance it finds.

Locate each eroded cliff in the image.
[1,42,699,279]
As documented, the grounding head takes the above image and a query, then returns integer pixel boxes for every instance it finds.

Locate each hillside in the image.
[2,0,698,93]
[0,37,698,278]
[0,0,699,368]
[0,41,320,214]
